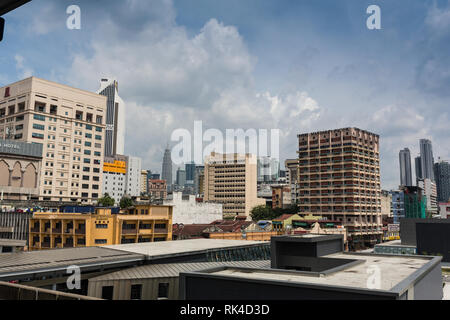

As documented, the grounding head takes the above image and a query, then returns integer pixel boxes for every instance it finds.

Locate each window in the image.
[96,126,102,132]
[32,133,44,139]
[85,142,92,147]
[158,283,169,299]
[130,284,142,300]
[101,286,114,300]
[96,224,108,229]
[85,133,92,139]
[33,114,45,121]
[95,135,102,140]
[85,124,92,130]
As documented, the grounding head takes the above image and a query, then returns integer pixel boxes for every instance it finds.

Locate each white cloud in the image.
[58,7,322,173]
[14,55,33,78]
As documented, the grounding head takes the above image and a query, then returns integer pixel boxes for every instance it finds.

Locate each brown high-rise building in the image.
[297,128,382,250]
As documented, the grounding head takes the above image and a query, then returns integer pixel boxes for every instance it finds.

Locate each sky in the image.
[1,0,450,190]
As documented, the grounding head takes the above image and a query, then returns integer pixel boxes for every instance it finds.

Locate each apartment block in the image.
[297,128,382,249]
[148,179,167,200]
[204,153,266,219]
[28,205,173,251]
[0,77,107,203]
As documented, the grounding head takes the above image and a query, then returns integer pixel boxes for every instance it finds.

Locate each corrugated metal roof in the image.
[0,247,144,276]
[89,260,271,281]
[105,239,269,258]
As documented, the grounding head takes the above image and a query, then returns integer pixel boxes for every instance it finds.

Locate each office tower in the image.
[176,168,186,187]
[419,139,435,182]
[297,128,382,249]
[399,148,412,186]
[417,178,438,216]
[185,161,196,185]
[415,156,422,183]
[161,147,172,187]
[434,161,450,202]
[0,77,106,203]
[125,156,141,197]
[204,153,266,219]
[97,79,125,157]
[257,156,280,183]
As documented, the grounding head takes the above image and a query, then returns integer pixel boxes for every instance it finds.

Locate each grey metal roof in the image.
[106,239,269,259]
[0,247,144,277]
[89,260,271,282]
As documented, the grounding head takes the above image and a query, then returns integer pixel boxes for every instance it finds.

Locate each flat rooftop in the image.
[375,240,416,248]
[199,253,434,292]
[106,239,269,259]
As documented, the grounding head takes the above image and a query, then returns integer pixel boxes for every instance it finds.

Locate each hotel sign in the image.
[0,139,43,158]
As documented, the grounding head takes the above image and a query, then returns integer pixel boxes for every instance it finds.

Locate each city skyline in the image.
[1,0,450,191]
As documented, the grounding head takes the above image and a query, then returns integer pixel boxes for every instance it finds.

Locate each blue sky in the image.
[1,0,450,189]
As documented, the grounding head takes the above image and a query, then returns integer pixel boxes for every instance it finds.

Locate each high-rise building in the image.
[176,168,186,187]
[285,159,298,205]
[417,178,438,216]
[415,156,422,182]
[97,79,125,157]
[434,160,450,202]
[140,170,148,195]
[419,139,435,182]
[185,161,196,185]
[0,77,106,203]
[399,148,412,186]
[297,128,382,249]
[125,156,141,197]
[204,153,266,219]
[161,147,172,187]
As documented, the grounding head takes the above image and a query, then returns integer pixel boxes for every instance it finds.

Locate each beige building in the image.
[297,128,382,249]
[140,170,148,195]
[381,190,392,218]
[0,77,107,203]
[204,153,266,219]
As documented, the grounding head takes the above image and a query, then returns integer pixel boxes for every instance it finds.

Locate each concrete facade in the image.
[204,153,266,219]
[0,77,107,203]
[164,192,222,224]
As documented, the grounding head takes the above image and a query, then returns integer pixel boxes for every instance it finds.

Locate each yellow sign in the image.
[103,160,126,174]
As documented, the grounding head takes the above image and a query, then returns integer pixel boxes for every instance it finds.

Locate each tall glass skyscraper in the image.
[399,148,412,186]
[97,79,125,157]
[419,139,435,182]
[434,161,450,202]
[161,147,173,187]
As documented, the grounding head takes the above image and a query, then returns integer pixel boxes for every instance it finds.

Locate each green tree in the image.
[120,196,134,209]
[97,193,115,207]
[250,205,274,222]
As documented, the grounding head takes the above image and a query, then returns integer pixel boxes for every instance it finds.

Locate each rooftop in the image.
[199,253,436,292]
[0,247,144,279]
[90,260,271,282]
[106,239,268,259]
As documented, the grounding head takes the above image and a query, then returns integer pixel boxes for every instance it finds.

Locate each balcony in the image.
[154,228,168,234]
[64,243,74,248]
[64,229,73,234]
[52,228,62,234]
[122,229,138,235]
[30,227,40,233]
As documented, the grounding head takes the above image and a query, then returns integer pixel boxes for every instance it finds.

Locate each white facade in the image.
[126,156,141,197]
[164,192,223,224]
[102,171,126,205]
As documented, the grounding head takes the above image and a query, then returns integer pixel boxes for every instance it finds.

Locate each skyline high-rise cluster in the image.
[161,146,173,187]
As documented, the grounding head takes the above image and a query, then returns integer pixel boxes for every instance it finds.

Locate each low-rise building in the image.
[28,205,173,250]
[439,202,450,219]
[271,185,291,209]
[163,192,222,224]
[148,179,167,200]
